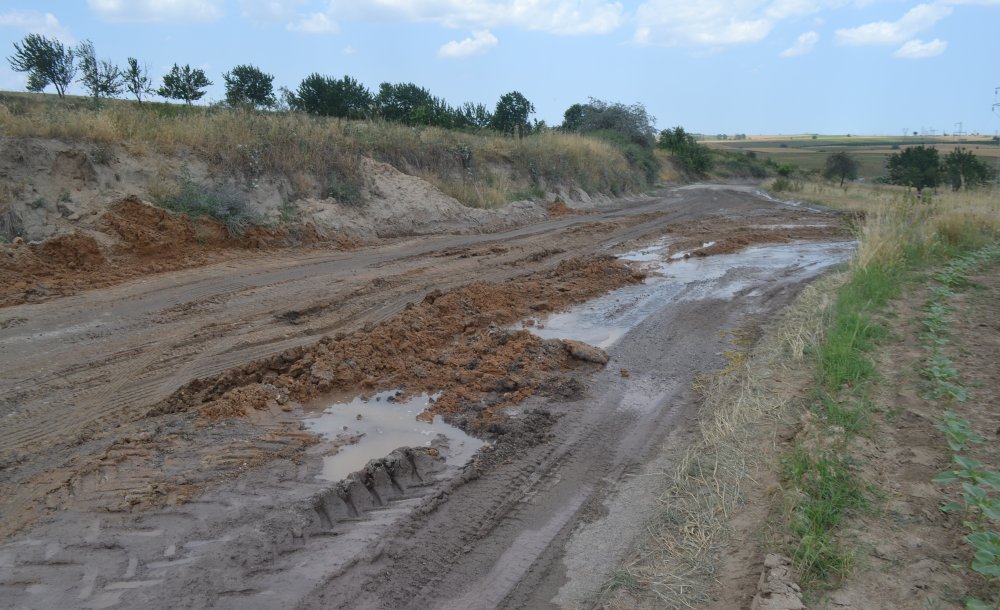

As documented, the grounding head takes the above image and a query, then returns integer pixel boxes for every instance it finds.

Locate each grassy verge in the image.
[0,91,658,209]
[773,182,1000,592]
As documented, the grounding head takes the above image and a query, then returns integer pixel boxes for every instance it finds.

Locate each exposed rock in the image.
[562,340,609,365]
[750,554,805,610]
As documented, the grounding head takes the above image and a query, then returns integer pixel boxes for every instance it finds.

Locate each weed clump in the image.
[154,167,261,236]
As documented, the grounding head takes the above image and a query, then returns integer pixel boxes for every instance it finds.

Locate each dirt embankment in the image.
[0,197,323,307]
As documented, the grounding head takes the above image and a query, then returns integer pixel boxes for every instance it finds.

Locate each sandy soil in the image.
[0,184,851,609]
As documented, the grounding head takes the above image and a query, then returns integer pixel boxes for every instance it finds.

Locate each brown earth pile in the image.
[159,256,646,429]
[664,212,847,257]
[0,196,325,307]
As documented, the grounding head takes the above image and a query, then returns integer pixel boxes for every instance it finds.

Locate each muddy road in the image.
[0,185,851,609]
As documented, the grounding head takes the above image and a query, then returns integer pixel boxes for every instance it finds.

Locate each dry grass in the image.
[0,91,655,208]
[601,273,845,609]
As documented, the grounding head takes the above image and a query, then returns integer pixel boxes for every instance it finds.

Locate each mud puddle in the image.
[524,240,854,348]
[304,390,485,481]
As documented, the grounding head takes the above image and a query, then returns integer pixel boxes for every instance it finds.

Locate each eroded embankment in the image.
[0,197,329,307]
[0,255,641,538]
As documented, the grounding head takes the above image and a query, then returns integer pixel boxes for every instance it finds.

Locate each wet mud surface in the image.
[0,185,852,609]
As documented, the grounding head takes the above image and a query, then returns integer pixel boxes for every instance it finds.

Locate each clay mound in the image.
[101,197,220,257]
[37,233,106,270]
[548,200,574,218]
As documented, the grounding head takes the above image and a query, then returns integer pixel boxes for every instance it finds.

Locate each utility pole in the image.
[954,122,963,139]
[993,87,1000,192]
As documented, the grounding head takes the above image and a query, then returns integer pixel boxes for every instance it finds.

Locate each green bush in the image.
[154,167,261,236]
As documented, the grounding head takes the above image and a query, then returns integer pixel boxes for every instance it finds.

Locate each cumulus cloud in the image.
[287,11,338,32]
[780,30,819,56]
[894,37,946,58]
[438,30,498,58]
[835,3,952,45]
[633,0,773,46]
[329,0,625,35]
[87,0,224,23]
[240,0,306,22]
[0,10,75,41]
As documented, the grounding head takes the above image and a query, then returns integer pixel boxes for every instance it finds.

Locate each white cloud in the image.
[894,37,946,58]
[329,1,625,35]
[633,0,773,46]
[240,0,306,22]
[87,0,224,23]
[287,11,339,32]
[835,3,952,45]
[780,30,819,56]
[0,10,75,41]
[438,30,498,58]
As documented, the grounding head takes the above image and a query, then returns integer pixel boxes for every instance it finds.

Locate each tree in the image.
[223,64,275,110]
[823,151,859,187]
[491,91,534,139]
[886,145,941,192]
[158,64,212,105]
[7,33,76,98]
[374,82,435,124]
[943,148,993,191]
[459,102,492,130]
[560,98,656,146]
[658,126,713,175]
[289,73,373,118]
[76,40,122,106]
[123,57,154,105]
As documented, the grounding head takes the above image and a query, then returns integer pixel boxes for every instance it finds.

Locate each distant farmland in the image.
[704,135,999,179]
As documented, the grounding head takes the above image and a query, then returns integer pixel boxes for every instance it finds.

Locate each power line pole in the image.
[994,87,1000,192]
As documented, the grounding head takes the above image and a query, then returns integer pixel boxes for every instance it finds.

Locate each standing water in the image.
[304,390,485,481]
[524,240,854,349]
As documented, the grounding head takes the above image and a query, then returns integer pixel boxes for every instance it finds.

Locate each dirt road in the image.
[0,185,850,609]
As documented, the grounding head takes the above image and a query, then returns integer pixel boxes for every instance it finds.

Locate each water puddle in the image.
[524,240,854,349]
[304,390,485,481]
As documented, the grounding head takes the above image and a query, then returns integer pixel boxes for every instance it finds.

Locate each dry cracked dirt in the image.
[0,185,852,609]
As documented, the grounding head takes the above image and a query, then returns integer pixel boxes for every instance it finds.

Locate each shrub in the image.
[154,167,261,236]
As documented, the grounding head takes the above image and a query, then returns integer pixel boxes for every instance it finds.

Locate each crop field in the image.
[705,134,999,178]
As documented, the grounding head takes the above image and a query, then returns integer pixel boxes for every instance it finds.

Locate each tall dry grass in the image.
[0,92,655,208]
[795,181,1000,269]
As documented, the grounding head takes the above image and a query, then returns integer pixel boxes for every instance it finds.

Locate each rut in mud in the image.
[0,185,853,609]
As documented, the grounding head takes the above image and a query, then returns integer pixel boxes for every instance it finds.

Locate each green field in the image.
[704,135,999,179]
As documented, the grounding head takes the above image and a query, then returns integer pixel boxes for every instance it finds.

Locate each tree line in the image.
[6,33,539,137]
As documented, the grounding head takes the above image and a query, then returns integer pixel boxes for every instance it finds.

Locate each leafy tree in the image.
[374,82,435,124]
[658,126,713,175]
[76,40,122,106]
[823,151,859,187]
[223,64,276,109]
[560,98,656,146]
[491,91,535,139]
[158,63,212,105]
[943,148,993,191]
[7,33,76,98]
[459,102,493,130]
[289,73,372,118]
[123,57,154,105]
[886,145,941,192]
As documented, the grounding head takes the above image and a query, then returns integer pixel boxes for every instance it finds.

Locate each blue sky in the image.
[1,1,999,135]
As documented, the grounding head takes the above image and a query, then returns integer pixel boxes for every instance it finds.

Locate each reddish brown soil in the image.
[162,256,645,428]
[548,200,575,217]
[0,197,324,307]
[663,212,847,257]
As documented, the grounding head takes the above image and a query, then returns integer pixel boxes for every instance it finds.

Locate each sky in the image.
[1,1,999,135]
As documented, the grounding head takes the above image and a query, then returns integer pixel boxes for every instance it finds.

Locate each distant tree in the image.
[560,98,656,146]
[823,151,859,187]
[158,63,212,105]
[459,101,493,130]
[7,33,76,98]
[223,64,275,109]
[491,91,535,139]
[123,57,154,105]
[886,145,941,192]
[76,40,122,106]
[374,82,435,124]
[943,148,993,191]
[658,126,713,175]
[290,73,372,118]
